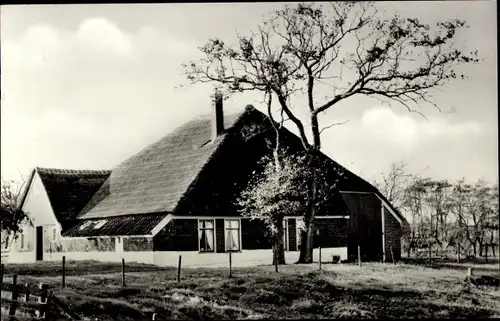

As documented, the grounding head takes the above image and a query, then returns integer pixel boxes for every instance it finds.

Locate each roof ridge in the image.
[36,167,112,175]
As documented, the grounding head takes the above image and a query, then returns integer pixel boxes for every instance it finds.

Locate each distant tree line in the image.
[373,161,499,260]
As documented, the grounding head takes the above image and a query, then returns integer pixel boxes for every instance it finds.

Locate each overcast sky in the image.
[1,1,497,187]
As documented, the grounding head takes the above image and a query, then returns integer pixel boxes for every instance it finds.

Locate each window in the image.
[52,228,57,241]
[79,221,93,231]
[198,220,214,252]
[225,220,240,252]
[93,220,108,230]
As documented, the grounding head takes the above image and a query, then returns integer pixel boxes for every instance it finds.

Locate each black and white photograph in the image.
[1,1,498,320]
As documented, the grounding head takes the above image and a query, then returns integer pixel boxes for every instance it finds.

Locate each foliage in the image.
[1,179,32,247]
[237,149,345,236]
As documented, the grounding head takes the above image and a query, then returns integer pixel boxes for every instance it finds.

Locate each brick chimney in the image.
[212,91,224,141]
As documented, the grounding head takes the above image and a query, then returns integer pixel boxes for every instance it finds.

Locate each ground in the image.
[2,260,499,320]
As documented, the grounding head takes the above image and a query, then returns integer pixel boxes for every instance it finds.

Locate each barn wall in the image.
[384,206,402,261]
[341,192,383,261]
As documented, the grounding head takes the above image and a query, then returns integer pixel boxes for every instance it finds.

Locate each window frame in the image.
[224,219,241,252]
[198,219,215,253]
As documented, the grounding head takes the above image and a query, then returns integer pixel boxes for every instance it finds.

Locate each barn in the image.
[6,96,406,267]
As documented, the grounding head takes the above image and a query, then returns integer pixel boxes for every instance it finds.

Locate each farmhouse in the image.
[6,96,406,267]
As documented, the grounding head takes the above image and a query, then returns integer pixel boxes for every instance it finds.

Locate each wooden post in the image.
[457,243,460,264]
[152,313,157,320]
[229,252,232,278]
[121,258,126,287]
[274,257,278,273]
[62,255,66,288]
[25,282,30,302]
[467,268,473,277]
[39,283,49,319]
[1,263,4,289]
[358,246,362,267]
[9,274,18,317]
[177,255,182,282]
[319,247,322,270]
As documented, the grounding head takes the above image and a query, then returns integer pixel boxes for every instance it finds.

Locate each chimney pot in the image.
[212,92,224,141]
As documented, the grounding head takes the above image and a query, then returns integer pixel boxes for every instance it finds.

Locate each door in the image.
[36,226,43,261]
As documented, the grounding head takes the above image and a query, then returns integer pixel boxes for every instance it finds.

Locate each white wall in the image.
[153,247,348,268]
[8,171,60,263]
[8,247,347,268]
[43,251,155,265]
[22,172,59,227]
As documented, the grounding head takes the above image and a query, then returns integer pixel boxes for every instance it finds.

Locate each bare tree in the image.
[1,179,32,249]
[449,179,497,259]
[183,2,481,263]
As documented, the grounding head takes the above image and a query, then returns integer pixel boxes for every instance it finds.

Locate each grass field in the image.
[2,260,500,320]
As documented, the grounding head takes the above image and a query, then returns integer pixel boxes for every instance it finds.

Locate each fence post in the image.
[9,274,18,317]
[25,282,30,303]
[467,268,473,277]
[456,243,460,264]
[319,247,322,271]
[121,258,126,287]
[229,252,232,278]
[152,313,157,320]
[428,246,432,265]
[1,263,4,289]
[38,283,49,319]
[358,246,362,267]
[177,255,182,282]
[62,255,66,288]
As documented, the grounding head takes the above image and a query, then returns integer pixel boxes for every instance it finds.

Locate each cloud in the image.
[359,107,483,151]
[1,17,206,182]
[320,107,494,183]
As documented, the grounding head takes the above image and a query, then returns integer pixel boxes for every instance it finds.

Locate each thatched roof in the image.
[32,168,111,228]
[78,110,245,219]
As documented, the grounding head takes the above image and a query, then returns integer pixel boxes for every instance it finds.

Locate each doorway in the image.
[36,226,43,261]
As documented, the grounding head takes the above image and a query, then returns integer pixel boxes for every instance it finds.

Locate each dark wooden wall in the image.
[314,218,349,248]
[341,192,383,261]
[384,207,402,261]
[153,219,198,251]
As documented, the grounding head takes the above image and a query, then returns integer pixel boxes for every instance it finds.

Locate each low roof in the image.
[62,213,167,237]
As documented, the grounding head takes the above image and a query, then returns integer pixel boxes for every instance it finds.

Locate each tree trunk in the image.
[272,223,286,265]
[297,154,317,264]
